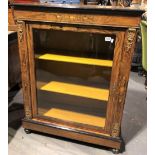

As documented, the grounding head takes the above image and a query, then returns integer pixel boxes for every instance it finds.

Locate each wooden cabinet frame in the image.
[13,2,144,153]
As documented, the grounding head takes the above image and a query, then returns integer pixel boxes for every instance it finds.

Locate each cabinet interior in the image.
[32,28,116,128]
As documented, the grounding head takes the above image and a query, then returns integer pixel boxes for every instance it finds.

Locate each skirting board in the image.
[22,118,123,149]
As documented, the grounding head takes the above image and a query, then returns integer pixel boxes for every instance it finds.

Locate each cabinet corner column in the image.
[17,20,32,119]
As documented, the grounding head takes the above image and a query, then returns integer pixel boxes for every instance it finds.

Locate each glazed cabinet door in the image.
[22,22,132,136]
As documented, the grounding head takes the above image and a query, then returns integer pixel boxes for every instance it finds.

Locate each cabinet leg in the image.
[112,148,120,154]
[24,128,31,134]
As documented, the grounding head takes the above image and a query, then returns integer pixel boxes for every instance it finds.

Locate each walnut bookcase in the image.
[11,1,144,154]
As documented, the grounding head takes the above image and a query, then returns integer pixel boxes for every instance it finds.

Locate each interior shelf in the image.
[40,81,109,101]
[36,53,113,67]
[43,108,106,128]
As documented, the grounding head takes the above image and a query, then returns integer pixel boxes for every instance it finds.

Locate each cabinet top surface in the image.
[11,2,145,15]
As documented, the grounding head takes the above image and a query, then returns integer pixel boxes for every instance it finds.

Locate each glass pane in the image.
[33,28,116,128]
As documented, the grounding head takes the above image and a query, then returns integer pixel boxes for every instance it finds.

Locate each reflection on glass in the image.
[33,28,116,128]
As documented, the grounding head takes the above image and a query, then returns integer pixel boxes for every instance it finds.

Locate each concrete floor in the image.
[8,72,147,155]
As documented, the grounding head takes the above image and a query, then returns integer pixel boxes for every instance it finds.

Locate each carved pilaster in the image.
[17,21,32,119]
[111,28,136,137]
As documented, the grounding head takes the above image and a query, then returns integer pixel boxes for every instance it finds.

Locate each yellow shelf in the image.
[44,108,105,128]
[37,53,113,67]
[41,81,109,101]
